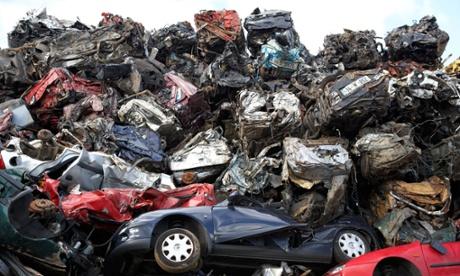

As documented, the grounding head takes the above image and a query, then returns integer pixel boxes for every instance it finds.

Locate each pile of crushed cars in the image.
[1,7,460,276]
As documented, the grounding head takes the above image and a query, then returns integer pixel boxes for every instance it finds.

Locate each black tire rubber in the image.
[380,264,412,276]
[154,228,201,274]
[333,230,371,263]
[373,260,421,276]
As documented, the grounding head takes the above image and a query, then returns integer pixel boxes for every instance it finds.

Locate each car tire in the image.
[333,230,370,263]
[154,228,201,274]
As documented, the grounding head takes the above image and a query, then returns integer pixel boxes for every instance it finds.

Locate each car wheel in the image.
[154,228,201,274]
[333,230,370,263]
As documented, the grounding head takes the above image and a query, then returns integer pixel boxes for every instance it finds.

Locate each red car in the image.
[325,241,460,276]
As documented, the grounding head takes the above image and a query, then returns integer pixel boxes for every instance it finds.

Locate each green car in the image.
[0,170,96,275]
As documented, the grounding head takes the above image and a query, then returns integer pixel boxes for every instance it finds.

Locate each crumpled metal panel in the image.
[0,137,45,170]
[318,29,381,70]
[21,67,103,128]
[45,14,147,70]
[118,98,182,143]
[220,143,282,194]
[353,132,421,180]
[194,10,244,62]
[289,191,325,223]
[374,207,416,246]
[304,68,390,137]
[164,72,210,129]
[195,10,241,42]
[375,207,456,246]
[169,128,232,183]
[387,70,460,150]
[150,22,196,63]
[283,137,351,225]
[385,16,449,66]
[238,90,301,156]
[391,177,451,211]
[259,39,303,79]
[0,99,33,129]
[283,137,352,189]
[118,99,173,131]
[0,48,37,99]
[398,220,456,244]
[23,68,102,109]
[430,134,460,181]
[200,42,252,89]
[390,70,460,106]
[244,9,300,57]
[50,148,164,191]
[164,72,198,108]
[240,90,301,123]
[8,9,89,48]
[42,178,216,225]
[371,176,451,222]
[111,124,165,163]
[252,262,312,276]
[244,10,293,31]
[56,117,116,154]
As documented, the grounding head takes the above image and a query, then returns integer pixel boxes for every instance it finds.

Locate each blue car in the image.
[105,195,380,275]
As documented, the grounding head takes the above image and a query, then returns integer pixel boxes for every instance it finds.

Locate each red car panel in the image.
[422,242,460,275]
[194,10,241,41]
[325,241,460,276]
[23,68,102,109]
[40,176,216,227]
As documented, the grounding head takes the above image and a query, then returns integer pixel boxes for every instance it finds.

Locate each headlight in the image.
[326,264,344,276]
[117,224,151,242]
[127,227,142,239]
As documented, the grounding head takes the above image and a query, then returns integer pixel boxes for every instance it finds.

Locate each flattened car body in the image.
[169,128,232,184]
[282,137,352,225]
[238,90,301,156]
[385,16,449,65]
[244,9,301,57]
[304,69,390,137]
[353,132,420,180]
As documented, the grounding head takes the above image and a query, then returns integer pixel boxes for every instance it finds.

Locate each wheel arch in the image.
[151,214,211,256]
[354,228,381,250]
[373,257,422,276]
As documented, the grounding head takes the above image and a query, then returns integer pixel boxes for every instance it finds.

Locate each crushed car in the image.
[104,194,380,275]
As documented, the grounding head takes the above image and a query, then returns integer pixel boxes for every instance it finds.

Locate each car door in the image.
[212,205,294,243]
[212,204,308,260]
[422,241,460,275]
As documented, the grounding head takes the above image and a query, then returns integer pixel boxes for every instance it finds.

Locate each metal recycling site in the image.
[0,7,460,276]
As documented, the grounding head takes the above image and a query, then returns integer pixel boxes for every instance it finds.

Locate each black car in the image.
[105,195,380,275]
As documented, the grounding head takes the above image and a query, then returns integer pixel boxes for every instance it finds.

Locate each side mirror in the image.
[430,240,447,255]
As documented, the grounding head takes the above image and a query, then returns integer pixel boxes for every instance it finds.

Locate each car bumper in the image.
[104,237,152,275]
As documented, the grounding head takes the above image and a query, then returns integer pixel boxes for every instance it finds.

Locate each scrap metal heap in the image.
[0,7,459,275]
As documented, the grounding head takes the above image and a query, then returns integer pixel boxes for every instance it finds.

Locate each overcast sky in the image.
[1,0,459,62]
